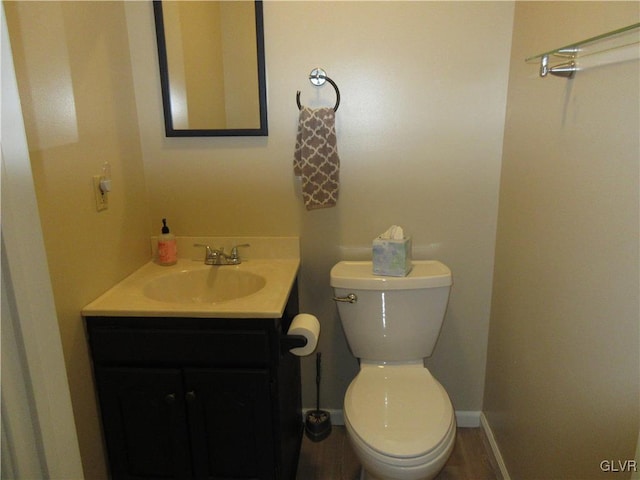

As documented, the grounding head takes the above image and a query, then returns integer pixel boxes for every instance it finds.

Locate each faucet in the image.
[194,243,250,265]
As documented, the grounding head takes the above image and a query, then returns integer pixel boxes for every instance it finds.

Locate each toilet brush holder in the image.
[305,352,332,442]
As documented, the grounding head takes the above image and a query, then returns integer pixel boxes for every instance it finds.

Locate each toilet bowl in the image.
[330,261,455,480]
[344,363,456,480]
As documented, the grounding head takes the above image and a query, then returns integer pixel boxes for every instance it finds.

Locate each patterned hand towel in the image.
[294,107,340,210]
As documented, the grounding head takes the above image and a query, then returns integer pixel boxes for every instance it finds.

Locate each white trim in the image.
[1,262,46,478]
[1,5,84,478]
[454,410,481,428]
[480,413,511,480]
[303,409,482,429]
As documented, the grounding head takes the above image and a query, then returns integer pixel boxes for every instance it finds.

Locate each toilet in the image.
[330,260,456,480]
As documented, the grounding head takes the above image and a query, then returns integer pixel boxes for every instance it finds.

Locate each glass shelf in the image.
[526,23,640,78]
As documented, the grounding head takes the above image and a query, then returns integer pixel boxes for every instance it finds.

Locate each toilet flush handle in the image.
[332,293,357,303]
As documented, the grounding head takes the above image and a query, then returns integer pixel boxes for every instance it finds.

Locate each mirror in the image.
[153,1,268,137]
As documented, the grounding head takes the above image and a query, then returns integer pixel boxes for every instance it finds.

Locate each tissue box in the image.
[372,237,412,276]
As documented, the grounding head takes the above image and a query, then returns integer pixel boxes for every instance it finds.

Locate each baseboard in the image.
[480,412,511,480]
[455,410,481,427]
[302,409,481,428]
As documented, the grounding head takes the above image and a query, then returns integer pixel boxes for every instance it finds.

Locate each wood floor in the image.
[296,426,500,480]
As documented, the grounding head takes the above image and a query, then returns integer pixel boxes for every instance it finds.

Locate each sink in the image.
[143,268,266,304]
[82,238,300,318]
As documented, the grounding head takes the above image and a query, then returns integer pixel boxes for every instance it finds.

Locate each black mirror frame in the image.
[153,1,268,137]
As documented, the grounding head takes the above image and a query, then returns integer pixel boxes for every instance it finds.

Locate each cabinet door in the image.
[185,369,275,480]
[95,368,193,480]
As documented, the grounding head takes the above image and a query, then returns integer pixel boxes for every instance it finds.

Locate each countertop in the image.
[82,258,300,319]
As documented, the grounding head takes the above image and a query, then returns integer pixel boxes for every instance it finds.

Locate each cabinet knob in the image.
[185,391,196,402]
[164,393,176,404]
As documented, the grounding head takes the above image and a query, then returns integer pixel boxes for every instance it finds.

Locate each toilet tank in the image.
[330,261,452,362]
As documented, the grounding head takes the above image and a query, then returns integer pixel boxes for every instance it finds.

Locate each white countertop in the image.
[82,258,299,318]
[83,236,300,319]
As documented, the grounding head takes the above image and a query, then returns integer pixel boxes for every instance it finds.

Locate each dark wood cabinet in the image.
[94,367,193,480]
[85,285,302,480]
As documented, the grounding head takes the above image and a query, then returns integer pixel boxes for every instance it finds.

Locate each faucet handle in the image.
[229,243,250,261]
[194,243,217,264]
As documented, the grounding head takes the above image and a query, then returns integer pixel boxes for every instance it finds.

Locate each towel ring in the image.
[296,68,340,112]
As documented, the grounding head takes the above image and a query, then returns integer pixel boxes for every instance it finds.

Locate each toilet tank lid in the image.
[330,261,451,290]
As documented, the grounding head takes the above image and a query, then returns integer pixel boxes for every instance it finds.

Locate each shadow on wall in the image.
[297,207,354,410]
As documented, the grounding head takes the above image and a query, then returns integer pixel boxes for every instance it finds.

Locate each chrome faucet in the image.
[194,243,250,265]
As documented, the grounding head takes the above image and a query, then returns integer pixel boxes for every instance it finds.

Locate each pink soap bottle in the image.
[157,218,177,265]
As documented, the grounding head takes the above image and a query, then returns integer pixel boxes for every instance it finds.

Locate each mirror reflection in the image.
[153,1,268,136]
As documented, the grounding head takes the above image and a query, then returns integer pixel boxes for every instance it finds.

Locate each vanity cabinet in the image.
[85,286,302,480]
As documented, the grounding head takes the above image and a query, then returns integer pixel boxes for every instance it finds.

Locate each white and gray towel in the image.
[293,107,340,210]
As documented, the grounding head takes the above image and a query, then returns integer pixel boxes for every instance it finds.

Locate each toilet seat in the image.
[344,363,454,462]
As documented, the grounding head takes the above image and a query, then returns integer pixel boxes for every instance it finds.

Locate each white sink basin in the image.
[143,268,266,304]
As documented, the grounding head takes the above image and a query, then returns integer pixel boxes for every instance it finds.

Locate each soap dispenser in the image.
[157,218,177,265]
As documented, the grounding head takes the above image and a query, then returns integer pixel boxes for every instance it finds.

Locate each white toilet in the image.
[330,260,456,480]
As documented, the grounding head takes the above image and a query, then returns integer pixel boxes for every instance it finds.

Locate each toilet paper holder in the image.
[280,334,308,353]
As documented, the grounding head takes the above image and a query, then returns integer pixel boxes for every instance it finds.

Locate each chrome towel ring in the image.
[296,68,340,112]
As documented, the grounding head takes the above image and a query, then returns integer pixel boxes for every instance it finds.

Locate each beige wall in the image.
[6,2,515,476]
[5,2,150,479]
[9,1,638,479]
[24,1,640,479]
[483,2,639,479]
[127,1,514,413]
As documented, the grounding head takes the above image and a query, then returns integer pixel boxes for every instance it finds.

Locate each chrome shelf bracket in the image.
[540,55,576,78]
